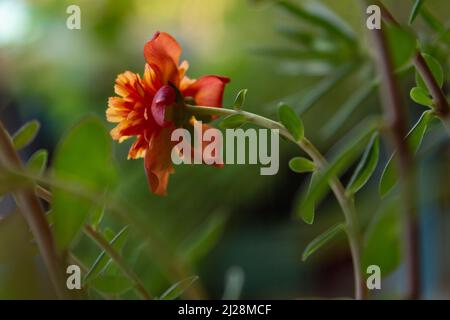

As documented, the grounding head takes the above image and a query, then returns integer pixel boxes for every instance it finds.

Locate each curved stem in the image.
[0,121,67,298]
[186,105,365,299]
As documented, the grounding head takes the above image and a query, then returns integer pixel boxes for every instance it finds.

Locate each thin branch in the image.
[0,121,67,299]
[365,2,421,298]
[185,105,366,299]
[83,225,152,300]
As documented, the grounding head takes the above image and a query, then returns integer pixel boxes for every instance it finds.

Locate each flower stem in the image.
[186,105,365,299]
[0,121,67,299]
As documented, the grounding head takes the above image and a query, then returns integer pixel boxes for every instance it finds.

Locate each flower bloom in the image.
[106,32,229,195]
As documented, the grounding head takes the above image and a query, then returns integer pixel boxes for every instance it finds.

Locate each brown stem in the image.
[366,3,421,299]
[0,121,67,298]
[376,0,450,118]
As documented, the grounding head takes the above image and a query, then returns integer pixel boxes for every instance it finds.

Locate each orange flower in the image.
[106,32,230,195]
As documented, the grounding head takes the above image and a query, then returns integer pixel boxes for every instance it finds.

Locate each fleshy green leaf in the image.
[289,157,316,173]
[179,213,227,264]
[52,117,116,251]
[278,103,304,141]
[416,54,444,90]
[85,226,129,282]
[362,198,401,277]
[386,26,416,70]
[26,149,48,176]
[346,133,379,194]
[379,111,433,196]
[297,119,378,221]
[220,114,247,129]
[90,274,132,294]
[159,276,199,300]
[296,172,319,225]
[409,0,425,24]
[12,120,40,150]
[302,223,345,261]
[410,87,433,107]
[233,89,248,110]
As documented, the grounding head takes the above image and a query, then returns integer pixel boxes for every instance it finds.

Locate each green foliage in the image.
[26,149,48,176]
[233,89,248,110]
[288,157,316,173]
[379,111,433,196]
[302,223,345,261]
[362,199,401,277]
[409,0,425,24]
[278,103,304,141]
[346,134,379,195]
[12,120,40,151]
[158,276,199,300]
[386,26,417,70]
[220,114,247,129]
[416,54,444,90]
[52,117,116,251]
[90,274,132,294]
[410,87,433,107]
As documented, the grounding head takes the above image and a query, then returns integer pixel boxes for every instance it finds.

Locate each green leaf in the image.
[297,118,378,221]
[90,206,105,229]
[302,223,345,261]
[410,87,433,107]
[379,111,433,196]
[179,213,227,264]
[159,276,199,300]
[289,157,316,173]
[295,172,319,224]
[416,54,444,90]
[362,198,401,277]
[277,1,355,44]
[12,120,40,150]
[386,26,416,69]
[220,114,247,129]
[409,0,425,24]
[233,89,248,110]
[26,149,48,176]
[52,117,116,251]
[346,133,380,194]
[85,226,129,282]
[278,103,304,141]
[90,274,132,294]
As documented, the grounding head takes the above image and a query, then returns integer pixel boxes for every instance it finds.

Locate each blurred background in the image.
[0,0,449,299]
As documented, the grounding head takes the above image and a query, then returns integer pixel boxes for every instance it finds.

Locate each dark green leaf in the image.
[159,276,199,300]
[296,172,319,224]
[409,0,425,24]
[85,226,128,282]
[416,54,444,90]
[289,157,316,173]
[26,149,48,176]
[346,133,380,194]
[233,89,248,110]
[179,213,227,264]
[278,103,304,141]
[220,114,247,129]
[386,26,416,69]
[52,117,116,251]
[302,223,345,261]
[410,87,433,107]
[362,199,401,277]
[90,274,132,294]
[379,111,432,196]
[12,120,40,150]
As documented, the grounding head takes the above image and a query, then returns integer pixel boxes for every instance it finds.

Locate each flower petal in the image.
[151,85,176,127]
[144,31,182,85]
[144,128,175,196]
[182,76,230,107]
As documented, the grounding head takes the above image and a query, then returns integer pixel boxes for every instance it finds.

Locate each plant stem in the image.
[83,225,152,300]
[186,105,366,299]
[0,121,67,299]
[365,5,421,298]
